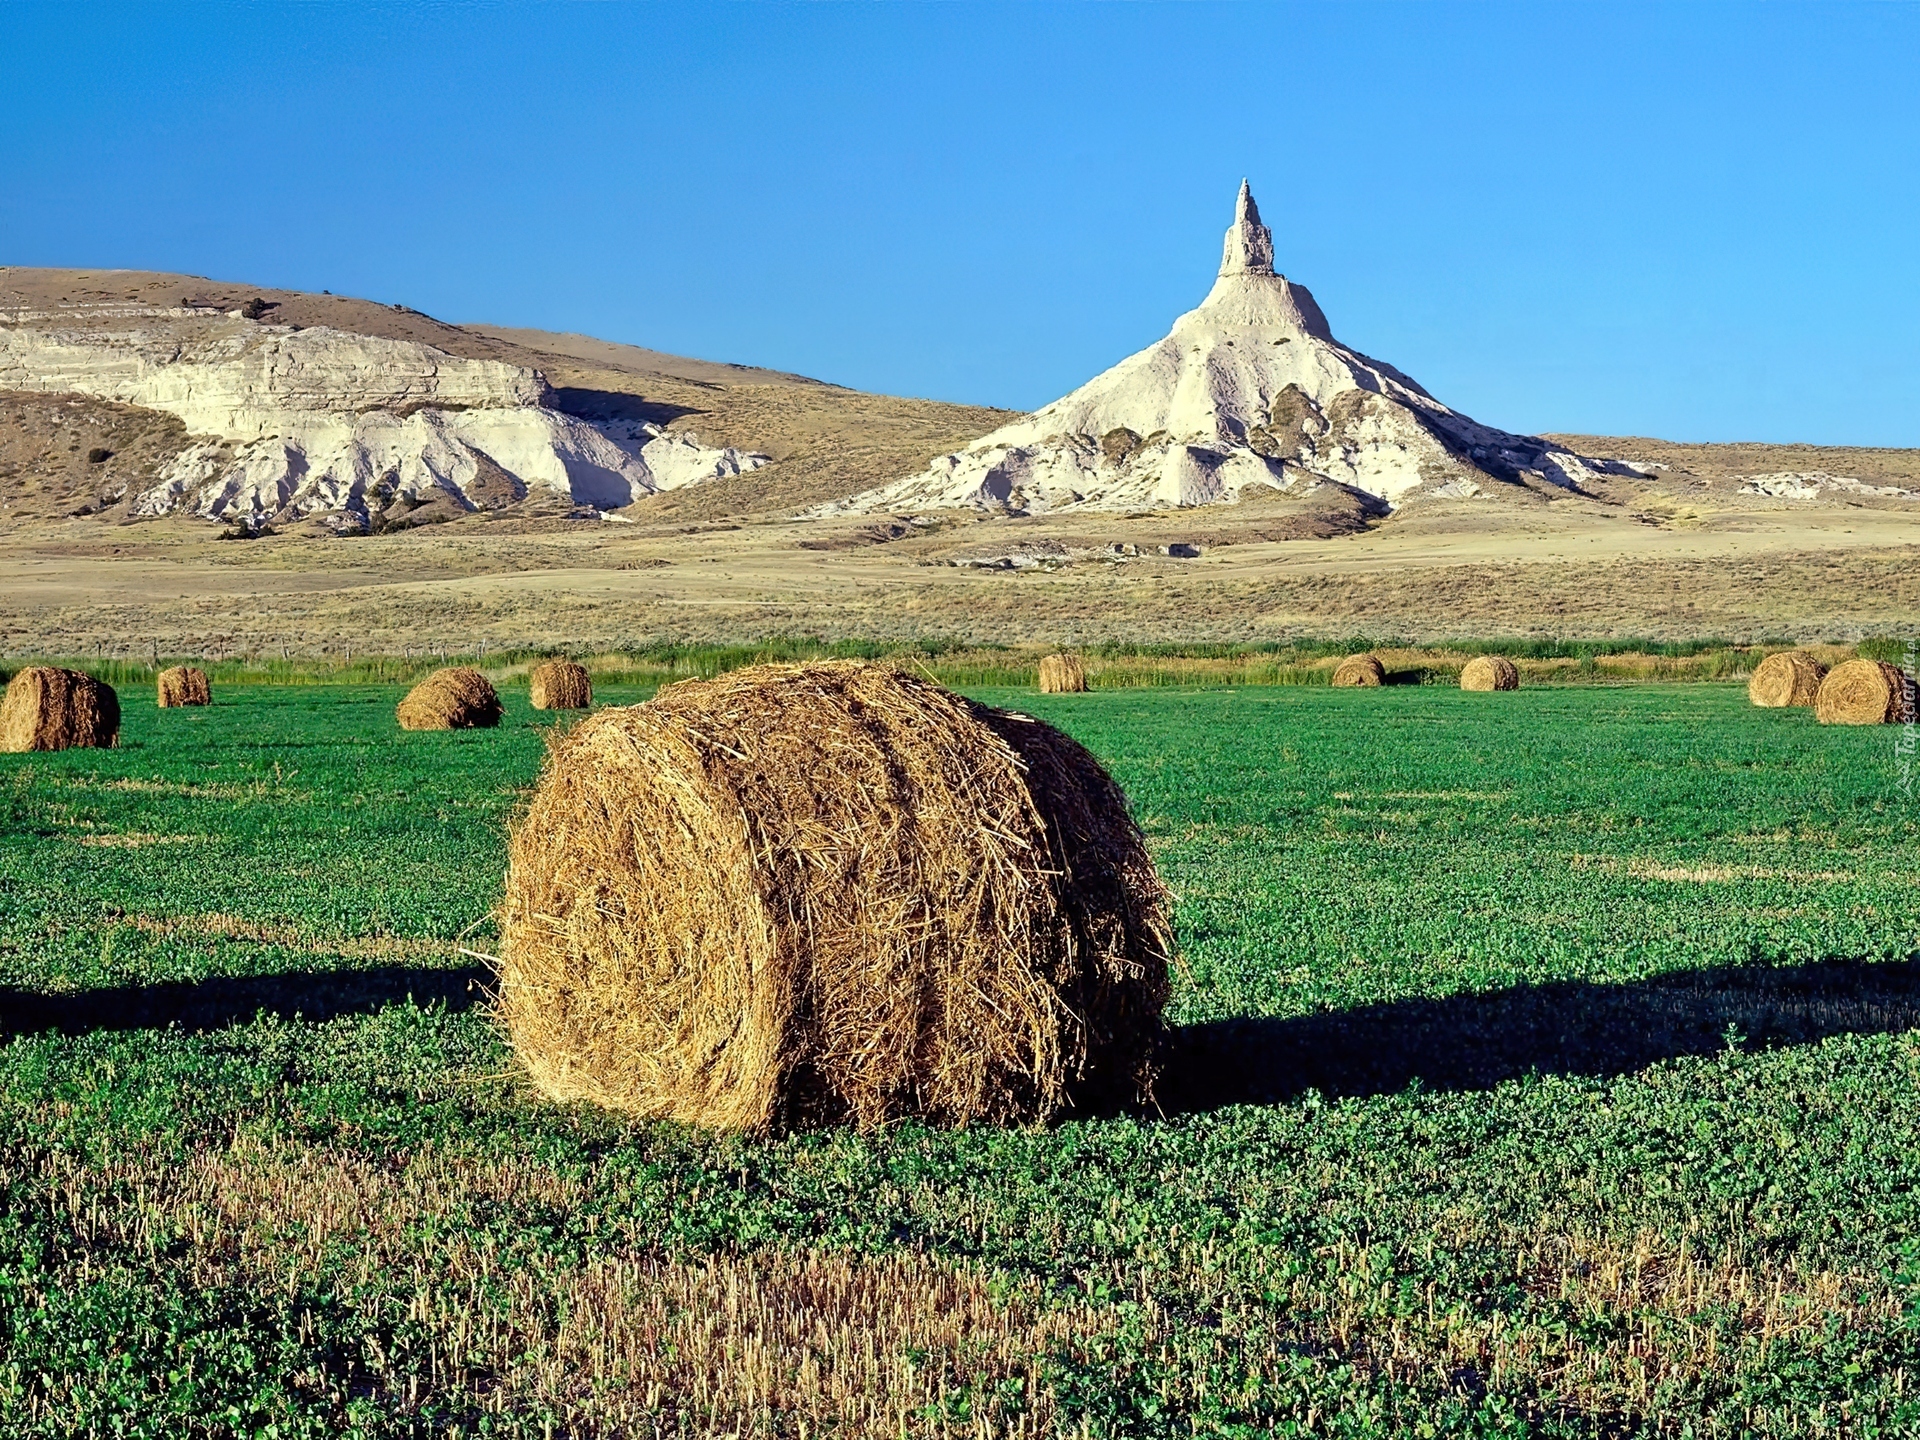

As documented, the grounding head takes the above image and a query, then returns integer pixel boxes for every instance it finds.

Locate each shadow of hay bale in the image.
[1160,955,1920,1113]
[0,964,488,1040]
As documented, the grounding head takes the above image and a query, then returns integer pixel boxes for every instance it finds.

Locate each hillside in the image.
[1,263,1917,654]
[0,266,1009,530]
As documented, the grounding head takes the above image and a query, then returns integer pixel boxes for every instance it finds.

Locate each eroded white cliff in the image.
[0,305,766,527]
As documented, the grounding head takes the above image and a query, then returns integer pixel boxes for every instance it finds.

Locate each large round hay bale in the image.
[1815,659,1916,726]
[1,667,121,752]
[1037,653,1088,694]
[1748,651,1826,708]
[397,667,501,730]
[156,666,211,708]
[1330,653,1386,687]
[1459,655,1519,692]
[529,659,592,710]
[498,660,1172,1133]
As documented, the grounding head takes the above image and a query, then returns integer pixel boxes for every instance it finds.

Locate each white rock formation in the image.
[0,316,548,435]
[0,307,766,527]
[821,182,1639,517]
[1735,472,1916,500]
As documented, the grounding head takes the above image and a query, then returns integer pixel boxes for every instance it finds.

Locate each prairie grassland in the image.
[4,503,1918,659]
[2,684,1919,1435]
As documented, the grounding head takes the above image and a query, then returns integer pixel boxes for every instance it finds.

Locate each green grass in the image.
[3,684,1919,1436]
[6,632,1895,693]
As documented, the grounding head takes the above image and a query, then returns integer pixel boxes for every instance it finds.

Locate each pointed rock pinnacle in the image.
[1219,178,1275,277]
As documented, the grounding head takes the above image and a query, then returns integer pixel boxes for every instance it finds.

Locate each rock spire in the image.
[1218,179,1275,277]
[816,180,1642,518]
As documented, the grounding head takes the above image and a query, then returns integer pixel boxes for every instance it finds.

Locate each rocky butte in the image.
[0,298,766,530]
[821,181,1644,517]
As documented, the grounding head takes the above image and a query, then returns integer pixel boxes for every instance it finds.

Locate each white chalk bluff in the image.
[0,309,765,528]
[822,182,1636,516]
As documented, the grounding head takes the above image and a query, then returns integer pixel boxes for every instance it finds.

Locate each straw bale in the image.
[397,667,501,730]
[497,660,1172,1133]
[156,666,211,708]
[530,659,592,710]
[1459,655,1520,692]
[1037,653,1088,694]
[1747,651,1825,708]
[1815,659,1915,726]
[1330,653,1386,687]
[0,667,121,752]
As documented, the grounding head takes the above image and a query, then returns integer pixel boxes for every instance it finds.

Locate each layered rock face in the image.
[0,313,550,434]
[823,182,1639,516]
[0,304,765,528]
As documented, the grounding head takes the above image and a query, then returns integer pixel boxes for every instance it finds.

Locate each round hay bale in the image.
[1330,653,1386,688]
[529,659,592,711]
[1747,651,1826,708]
[1036,653,1088,694]
[1815,659,1916,726]
[156,666,211,708]
[1,667,120,752]
[498,660,1172,1133]
[397,667,501,730]
[1459,655,1519,692]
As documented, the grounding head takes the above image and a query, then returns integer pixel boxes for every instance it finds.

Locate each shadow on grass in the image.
[0,964,489,1040]
[8,956,1917,1115]
[1161,955,1920,1113]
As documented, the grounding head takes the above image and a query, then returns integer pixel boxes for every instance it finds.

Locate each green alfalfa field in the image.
[2,677,1919,1437]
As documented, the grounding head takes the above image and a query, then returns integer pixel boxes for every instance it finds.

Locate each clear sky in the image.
[3,2,1916,445]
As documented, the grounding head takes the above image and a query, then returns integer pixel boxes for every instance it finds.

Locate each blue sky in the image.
[2,2,1916,445]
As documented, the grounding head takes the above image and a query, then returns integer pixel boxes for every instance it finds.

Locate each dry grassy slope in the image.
[0,391,188,521]
[460,325,828,390]
[1,267,536,367]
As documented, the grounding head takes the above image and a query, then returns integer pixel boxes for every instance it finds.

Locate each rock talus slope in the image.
[823,182,1641,517]
[0,300,766,529]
